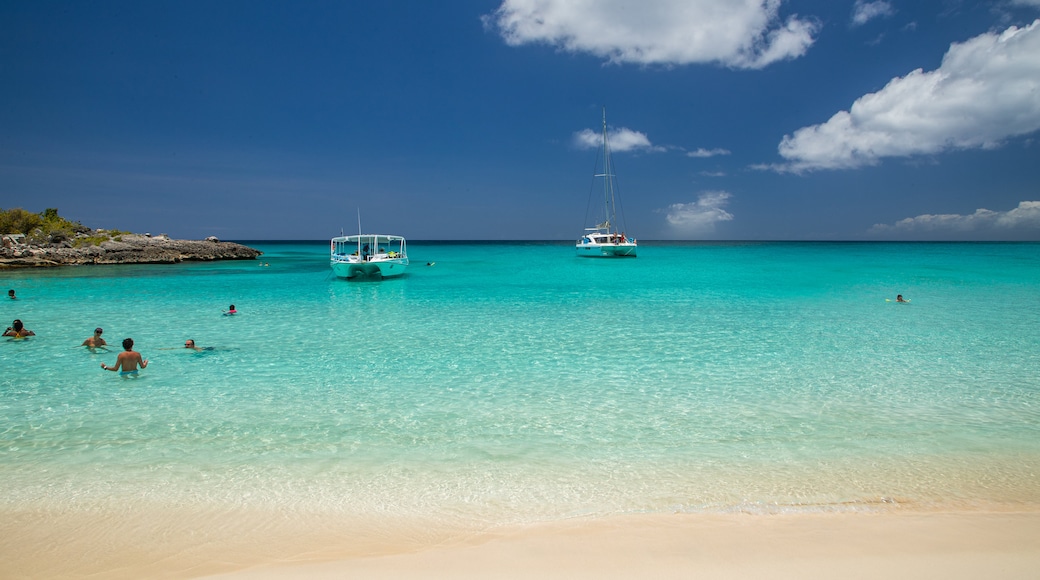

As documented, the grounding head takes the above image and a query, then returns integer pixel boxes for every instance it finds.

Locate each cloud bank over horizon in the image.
[776,20,1040,172]
[869,201,1040,239]
[485,0,818,69]
[662,191,734,237]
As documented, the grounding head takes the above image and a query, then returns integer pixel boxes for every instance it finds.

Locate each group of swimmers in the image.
[6,290,237,377]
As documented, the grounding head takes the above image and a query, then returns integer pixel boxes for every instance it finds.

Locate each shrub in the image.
[0,208,43,235]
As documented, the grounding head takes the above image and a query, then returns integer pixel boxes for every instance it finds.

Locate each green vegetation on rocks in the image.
[1,207,262,268]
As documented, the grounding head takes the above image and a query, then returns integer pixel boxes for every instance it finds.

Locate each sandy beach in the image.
[7,509,1037,579]
[203,511,1040,579]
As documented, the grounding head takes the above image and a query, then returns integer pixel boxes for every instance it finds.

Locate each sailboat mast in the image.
[601,107,615,233]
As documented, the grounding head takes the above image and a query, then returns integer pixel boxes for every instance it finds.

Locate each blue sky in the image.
[2,0,1039,240]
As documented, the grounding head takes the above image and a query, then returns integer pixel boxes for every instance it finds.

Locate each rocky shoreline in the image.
[0,232,262,268]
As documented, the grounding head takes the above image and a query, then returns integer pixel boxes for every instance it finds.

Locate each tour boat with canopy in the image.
[330,232,408,279]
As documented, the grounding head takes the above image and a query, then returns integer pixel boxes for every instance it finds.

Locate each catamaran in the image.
[576,107,637,258]
[330,232,409,279]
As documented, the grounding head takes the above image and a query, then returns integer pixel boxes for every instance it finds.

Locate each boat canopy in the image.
[332,234,406,244]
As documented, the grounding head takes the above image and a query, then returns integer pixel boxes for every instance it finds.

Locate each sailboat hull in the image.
[576,240,637,257]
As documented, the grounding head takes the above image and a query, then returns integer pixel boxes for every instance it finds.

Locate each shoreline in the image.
[3,508,1039,578]
[0,232,261,267]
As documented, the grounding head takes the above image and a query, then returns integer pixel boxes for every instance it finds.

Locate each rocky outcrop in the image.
[0,232,262,268]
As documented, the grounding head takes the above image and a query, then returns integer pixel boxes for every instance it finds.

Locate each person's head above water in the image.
[94,327,103,336]
[122,338,134,350]
[185,339,195,348]
[12,319,24,331]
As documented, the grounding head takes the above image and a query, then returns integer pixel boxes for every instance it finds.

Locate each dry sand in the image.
[204,511,1040,580]
[4,510,1039,579]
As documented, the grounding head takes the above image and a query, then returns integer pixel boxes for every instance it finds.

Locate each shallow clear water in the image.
[1,241,1039,527]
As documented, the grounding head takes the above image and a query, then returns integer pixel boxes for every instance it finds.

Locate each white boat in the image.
[330,233,409,279]
[576,107,637,258]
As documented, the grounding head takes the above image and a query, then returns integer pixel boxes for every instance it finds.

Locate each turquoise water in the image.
[2,242,1039,529]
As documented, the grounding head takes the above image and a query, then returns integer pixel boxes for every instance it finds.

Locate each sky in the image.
[2,0,1039,241]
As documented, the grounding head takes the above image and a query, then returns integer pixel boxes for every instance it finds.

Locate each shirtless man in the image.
[182,339,213,352]
[82,327,107,348]
[101,338,149,376]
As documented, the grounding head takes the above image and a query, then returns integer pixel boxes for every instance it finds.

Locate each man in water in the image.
[101,338,149,376]
[3,319,34,337]
[81,327,107,348]
[7,289,14,299]
[183,339,214,352]
[896,294,909,303]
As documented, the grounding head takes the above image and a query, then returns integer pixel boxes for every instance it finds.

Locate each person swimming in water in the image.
[7,289,15,300]
[101,338,148,376]
[3,319,34,338]
[81,327,107,349]
[224,304,237,316]
[162,339,214,352]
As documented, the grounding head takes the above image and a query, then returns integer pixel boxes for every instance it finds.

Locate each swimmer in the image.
[224,304,237,316]
[3,319,34,338]
[7,289,15,299]
[161,339,213,352]
[896,294,910,303]
[101,338,148,376]
[81,327,108,349]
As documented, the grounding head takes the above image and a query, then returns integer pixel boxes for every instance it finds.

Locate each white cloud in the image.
[1011,1,1040,6]
[869,201,1040,239]
[573,127,664,152]
[776,20,1040,172]
[851,1,895,27]
[664,191,734,236]
[688,147,731,158]
[485,0,818,69]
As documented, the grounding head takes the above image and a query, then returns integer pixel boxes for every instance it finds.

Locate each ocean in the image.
[2,241,1039,564]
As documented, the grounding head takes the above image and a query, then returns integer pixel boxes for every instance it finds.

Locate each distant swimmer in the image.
[101,338,149,376]
[896,294,908,303]
[3,319,34,338]
[81,327,108,349]
[161,339,214,352]
[886,294,911,304]
[224,304,237,316]
[7,289,15,299]
[426,262,435,266]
